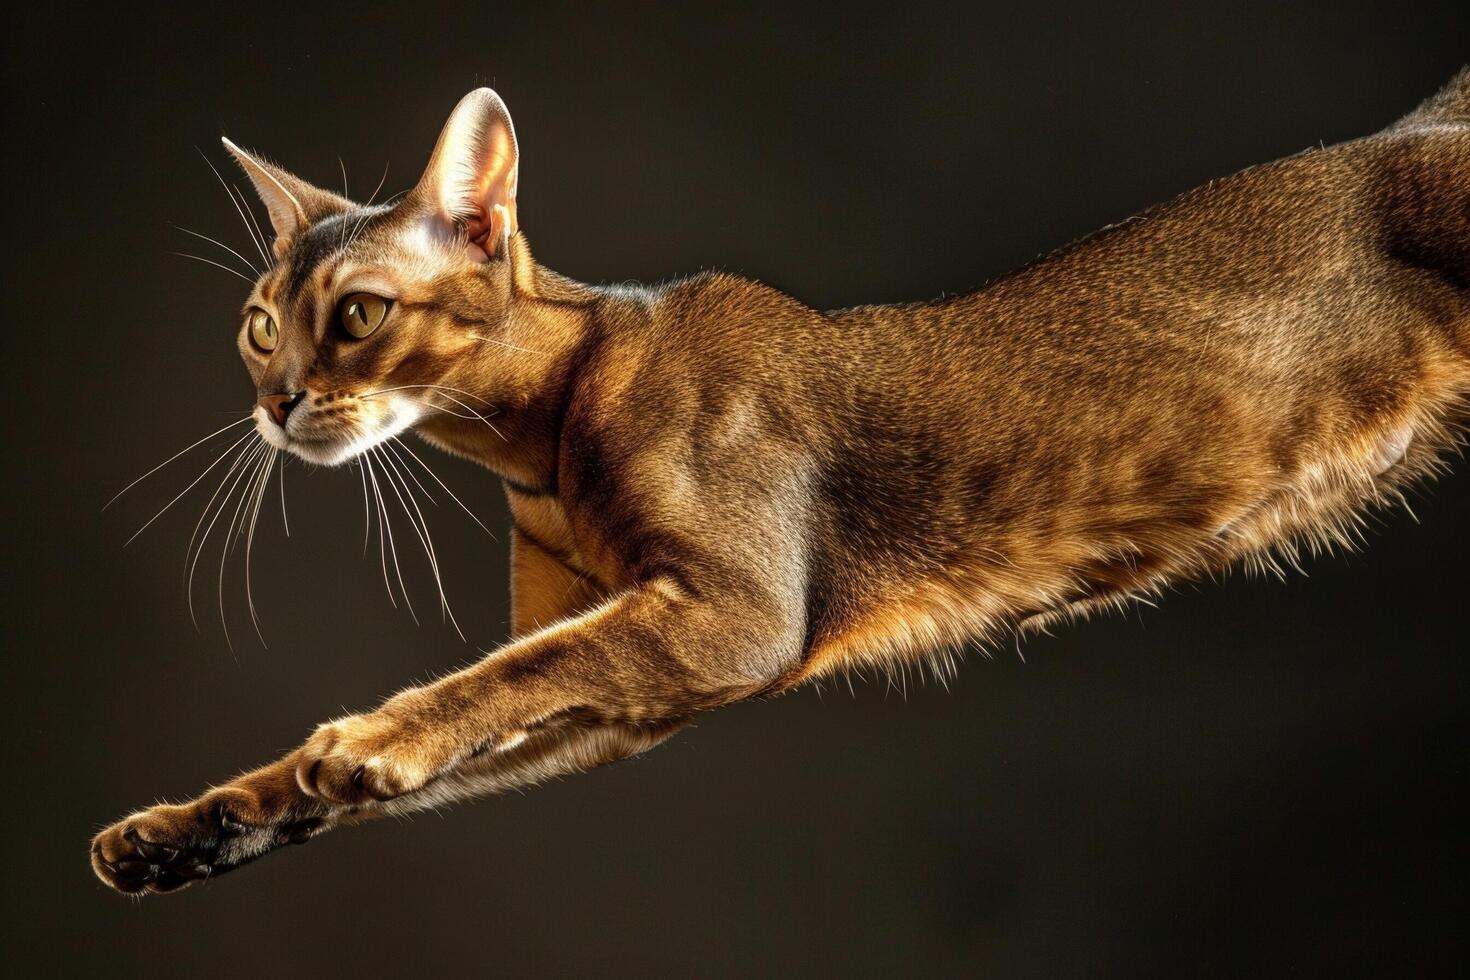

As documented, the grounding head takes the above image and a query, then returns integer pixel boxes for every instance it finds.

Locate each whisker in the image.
[172,224,261,276]
[345,161,391,249]
[230,184,273,268]
[183,439,258,599]
[337,156,350,250]
[187,441,267,634]
[278,454,290,537]
[360,383,493,405]
[467,332,547,356]
[383,438,437,506]
[218,444,273,650]
[402,397,481,422]
[197,148,271,269]
[124,429,257,546]
[357,459,371,556]
[363,453,399,609]
[376,446,464,640]
[242,448,277,646]
[393,437,495,538]
[371,452,418,626]
[427,390,508,442]
[171,251,256,284]
[105,416,253,510]
[367,386,508,443]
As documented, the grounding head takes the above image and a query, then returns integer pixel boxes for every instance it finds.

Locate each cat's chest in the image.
[505,487,595,573]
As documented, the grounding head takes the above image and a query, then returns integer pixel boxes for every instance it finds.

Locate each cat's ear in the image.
[221,138,350,256]
[409,88,519,261]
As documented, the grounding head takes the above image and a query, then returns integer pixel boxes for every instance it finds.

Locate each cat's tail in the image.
[1390,66,1470,132]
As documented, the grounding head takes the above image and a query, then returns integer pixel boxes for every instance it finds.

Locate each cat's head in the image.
[225,89,527,466]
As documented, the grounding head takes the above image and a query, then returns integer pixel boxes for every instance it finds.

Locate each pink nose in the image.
[258,392,303,427]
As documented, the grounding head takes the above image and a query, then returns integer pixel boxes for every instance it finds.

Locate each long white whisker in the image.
[171,251,256,284]
[345,161,390,250]
[466,332,547,356]
[363,454,397,608]
[368,387,507,442]
[360,384,493,405]
[172,224,260,276]
[402,397,480,422]
[125,429,257,546]
[105,416,253,511]
[384,439,437,506]
[229,184,273,268]
[428,390,508,442]
[218,444,273,650]
[198,148,271,269]
[337,156,352,250]
[393,438,495,538]
[370,450,418,626]
[242,448,277,645]
[369,453,416,621]
[357,459,371,556]
[278,454,290,536]
[187,441,266,635]
[377,447,464,640]
[182,440,258,606]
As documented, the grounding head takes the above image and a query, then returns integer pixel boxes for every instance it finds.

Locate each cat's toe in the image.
[295,715,428,804]
[90,803,223,895]
[90,787,300,895]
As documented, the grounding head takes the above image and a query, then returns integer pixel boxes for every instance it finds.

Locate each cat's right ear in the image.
[221,138,349,257]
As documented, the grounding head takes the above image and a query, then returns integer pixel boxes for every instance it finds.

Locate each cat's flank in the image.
[94,73,1470,894]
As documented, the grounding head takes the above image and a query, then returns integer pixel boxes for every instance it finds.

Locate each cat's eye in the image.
[247,309,278,352]
[340,293,390,338]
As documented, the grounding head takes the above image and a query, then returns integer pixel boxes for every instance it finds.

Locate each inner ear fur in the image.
[410,88,520,260]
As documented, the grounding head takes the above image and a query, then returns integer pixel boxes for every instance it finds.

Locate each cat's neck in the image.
[411,236,604,492]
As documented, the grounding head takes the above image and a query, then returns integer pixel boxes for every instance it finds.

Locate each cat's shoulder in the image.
[651,270,816,324]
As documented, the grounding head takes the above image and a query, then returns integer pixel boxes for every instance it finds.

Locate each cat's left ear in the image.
[409,88,519,261]
[221,138,351,256]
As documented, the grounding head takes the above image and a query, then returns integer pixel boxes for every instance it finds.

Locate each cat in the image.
[93,72,1470,894]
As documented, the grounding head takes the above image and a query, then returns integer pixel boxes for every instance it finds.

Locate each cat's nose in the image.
[258,391,305,427]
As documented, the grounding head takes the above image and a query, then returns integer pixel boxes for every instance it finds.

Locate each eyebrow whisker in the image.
[229,183,273,268]
[172,224,261,277]
[197,147,272,269]
[171,251,256,285]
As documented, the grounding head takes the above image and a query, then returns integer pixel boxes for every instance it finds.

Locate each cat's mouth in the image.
[254,400,418,466]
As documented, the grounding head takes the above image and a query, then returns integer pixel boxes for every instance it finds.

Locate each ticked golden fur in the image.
[94,75,1470,894]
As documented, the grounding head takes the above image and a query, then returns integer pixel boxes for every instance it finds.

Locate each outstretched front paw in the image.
[91,784,325,895]
[295,704,447,805]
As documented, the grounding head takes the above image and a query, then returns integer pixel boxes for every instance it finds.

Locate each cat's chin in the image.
[255,421,384,467]
[254,404,419,467]
[281,437,362,467]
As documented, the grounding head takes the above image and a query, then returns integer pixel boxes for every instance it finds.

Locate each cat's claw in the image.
[91,787,325,895]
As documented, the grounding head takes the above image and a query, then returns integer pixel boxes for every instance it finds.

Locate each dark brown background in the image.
[3,3,1466,977]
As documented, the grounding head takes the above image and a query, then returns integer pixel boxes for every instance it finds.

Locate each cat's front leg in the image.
[294,577,799,806]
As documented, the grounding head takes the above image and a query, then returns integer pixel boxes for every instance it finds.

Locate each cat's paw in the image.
[294,706,443,804]
[90,786,324,895]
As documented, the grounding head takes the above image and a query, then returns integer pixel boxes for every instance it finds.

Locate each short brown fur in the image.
[94,74,1470,894]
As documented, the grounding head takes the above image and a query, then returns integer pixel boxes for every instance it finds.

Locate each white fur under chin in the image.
[253,398,422,466]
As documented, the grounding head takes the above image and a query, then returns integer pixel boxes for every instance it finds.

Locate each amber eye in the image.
[340,293,390,338]
[247,309,277,352]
